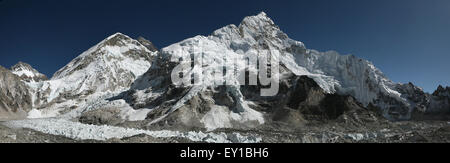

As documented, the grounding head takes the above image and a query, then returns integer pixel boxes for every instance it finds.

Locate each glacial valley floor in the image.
[1,119,449,143]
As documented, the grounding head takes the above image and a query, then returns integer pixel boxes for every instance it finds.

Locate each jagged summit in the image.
[241,12,271,24]
[237,11,290,41]
[103,32,139,47]
[103,32,137,43]
[11,61,29,67]
[10,61,47,82]
[240,11,274,28]
[11,61,40,74]
[257,11,268,17]
[103,33,158,52]
[107,32,126,39]
[433,85,450,97]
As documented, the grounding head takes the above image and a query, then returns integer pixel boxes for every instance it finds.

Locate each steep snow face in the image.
[31,33,156,113]
[10,62,48,83]
[158,12,412,120]
[297,50,406,108]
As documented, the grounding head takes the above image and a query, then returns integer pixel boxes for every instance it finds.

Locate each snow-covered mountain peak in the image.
[107,32,125,39]
[257,11,268,17]
[240,11,273,28]
[103,32,136,47]
[153,12,416,122]
[52,32,156,80]
[10,61,47,82]
[11,62,38,76]
[238,11,287,42]
[30,32,157,107]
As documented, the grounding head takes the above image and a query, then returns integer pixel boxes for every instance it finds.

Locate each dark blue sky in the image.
[0,0,449,92]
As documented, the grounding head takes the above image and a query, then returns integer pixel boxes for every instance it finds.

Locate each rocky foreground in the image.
[1,119,449,143]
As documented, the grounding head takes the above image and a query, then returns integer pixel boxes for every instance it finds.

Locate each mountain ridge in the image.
[0,12,448,132]
[107,12,449,132]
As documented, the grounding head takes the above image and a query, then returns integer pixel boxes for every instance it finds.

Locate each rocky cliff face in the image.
[394,83,450,120]
[0,66,32,120]
[137,36,158,52]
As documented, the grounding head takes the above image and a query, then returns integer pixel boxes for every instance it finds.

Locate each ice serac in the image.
[0,66,32,120]
[30,33,156,116]
[10,61,48,83]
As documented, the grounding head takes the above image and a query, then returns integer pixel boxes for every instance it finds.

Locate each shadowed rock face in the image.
[433,85,450,99]
[393,83,450,120]
[240,75,376,124]
[0,66,32,120]
[433,86,450,114]
[408,85,450,120]
[137,37,158,52]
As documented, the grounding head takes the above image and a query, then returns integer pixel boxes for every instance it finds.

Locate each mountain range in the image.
[0,12,449,142]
